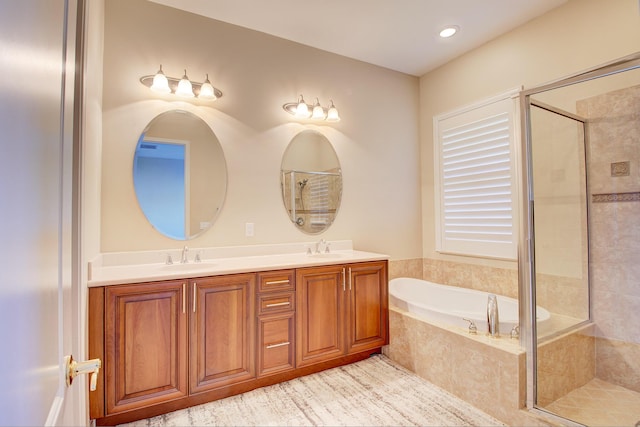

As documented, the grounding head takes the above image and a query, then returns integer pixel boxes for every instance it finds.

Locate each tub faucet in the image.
[180,245,189,264]
[510,325,520,340]
[487,294,500,337]
[463,318,477,334]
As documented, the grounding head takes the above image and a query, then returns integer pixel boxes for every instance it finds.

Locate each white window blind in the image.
[434,95,519,260]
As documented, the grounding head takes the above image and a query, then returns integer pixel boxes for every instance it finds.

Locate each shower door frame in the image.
[518,51,640,421]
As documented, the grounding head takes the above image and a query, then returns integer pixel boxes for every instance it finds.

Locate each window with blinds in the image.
[434,95,519,260]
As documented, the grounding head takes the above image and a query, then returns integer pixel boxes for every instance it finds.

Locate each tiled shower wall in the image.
[577,84,640,392]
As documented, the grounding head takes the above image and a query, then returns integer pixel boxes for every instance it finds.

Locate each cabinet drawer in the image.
[257,313,295,377]
[258,270,295,293]
[258,291,295,315]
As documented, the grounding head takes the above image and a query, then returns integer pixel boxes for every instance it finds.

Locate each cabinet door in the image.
[296,265,346,367]
[190,273,256,394]
[105,280,188,414]
[345,261,389,354]
[257,312,295,377]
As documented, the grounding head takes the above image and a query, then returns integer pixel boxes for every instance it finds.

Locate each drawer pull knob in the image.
[265,301,290,308]
[265,279,290,285]
[266,341,290,349]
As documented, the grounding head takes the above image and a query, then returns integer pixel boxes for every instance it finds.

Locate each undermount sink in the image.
[160,261,216,271]
[307,252,345,259]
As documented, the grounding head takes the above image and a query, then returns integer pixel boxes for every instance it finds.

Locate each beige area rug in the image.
[120,355,505,426]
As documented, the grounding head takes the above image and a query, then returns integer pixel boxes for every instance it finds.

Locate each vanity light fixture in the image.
[140,65,223,100]
[283,94,341,122]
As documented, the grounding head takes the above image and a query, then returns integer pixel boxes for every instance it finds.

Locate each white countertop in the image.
[88,240,388,287]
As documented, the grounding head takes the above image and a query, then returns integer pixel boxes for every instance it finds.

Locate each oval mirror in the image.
[133,110,227,240]
[280,130,342,234]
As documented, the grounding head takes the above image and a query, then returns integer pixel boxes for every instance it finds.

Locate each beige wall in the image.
[96,0,638,266]
[99,0,421,259]
[420,0,640,272]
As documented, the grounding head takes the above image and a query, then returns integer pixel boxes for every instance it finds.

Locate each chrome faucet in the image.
[463,318,477,334]
[487,294,500,337]
[180,245,189,264]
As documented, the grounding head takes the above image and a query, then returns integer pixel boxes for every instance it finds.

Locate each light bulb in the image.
[311,98,326,119]
[150,65,170,93]
[439,26,458,38]
[295,95,311,118]
[176,69,194,97]
[198,74,216,99]
[326,100,340,122]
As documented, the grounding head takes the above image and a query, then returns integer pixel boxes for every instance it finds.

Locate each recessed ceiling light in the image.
[439,26,459,38]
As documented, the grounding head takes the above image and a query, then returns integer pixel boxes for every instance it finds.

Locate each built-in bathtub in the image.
[389,277,550,334]
[385,277,559,424]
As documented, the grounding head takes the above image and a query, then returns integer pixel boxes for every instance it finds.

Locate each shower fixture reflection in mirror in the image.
[280,130,342,234]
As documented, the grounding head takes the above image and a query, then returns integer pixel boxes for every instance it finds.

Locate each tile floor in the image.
[544,378,640,426]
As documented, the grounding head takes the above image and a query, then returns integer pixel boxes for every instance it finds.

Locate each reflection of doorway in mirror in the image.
[133,139,190,239]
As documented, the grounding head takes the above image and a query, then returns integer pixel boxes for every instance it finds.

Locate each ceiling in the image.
[150,0,567,76]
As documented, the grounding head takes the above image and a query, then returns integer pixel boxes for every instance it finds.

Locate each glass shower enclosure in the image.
[520,53,640,426]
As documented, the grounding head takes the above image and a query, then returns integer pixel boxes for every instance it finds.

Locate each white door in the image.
[0,0,86,425]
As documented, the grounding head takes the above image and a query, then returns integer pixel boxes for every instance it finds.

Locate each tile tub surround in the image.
[388,258,422,281]
[423,258,588,336]
[423,258,519,299]
[384,307,551,426]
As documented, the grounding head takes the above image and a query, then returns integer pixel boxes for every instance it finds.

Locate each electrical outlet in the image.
[245,222,254,237]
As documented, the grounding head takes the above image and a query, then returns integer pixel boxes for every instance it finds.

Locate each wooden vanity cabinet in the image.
[189,273,255,393]
[256,270,296,377]
[345,261,389,354]
[102,280,188,415]
[90,273,255,420]
[89,261,387,425]
[296,261,388,367]
[295,265,346,366]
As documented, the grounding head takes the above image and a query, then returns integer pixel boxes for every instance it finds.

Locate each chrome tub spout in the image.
[487,294,500,337]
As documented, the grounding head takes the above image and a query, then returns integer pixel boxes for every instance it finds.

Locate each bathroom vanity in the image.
[87,242,388,425]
